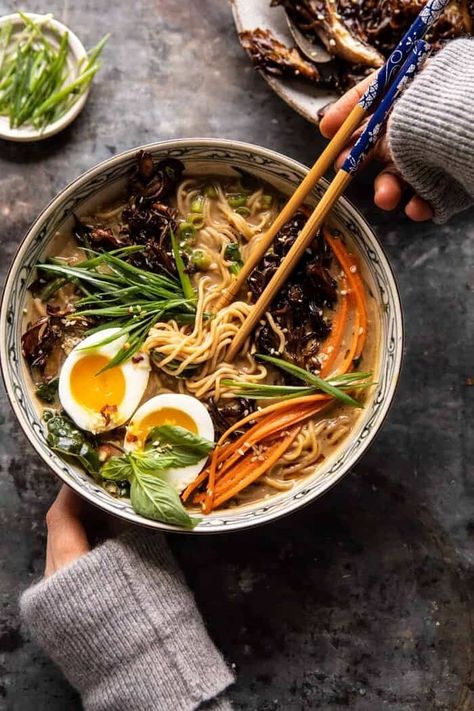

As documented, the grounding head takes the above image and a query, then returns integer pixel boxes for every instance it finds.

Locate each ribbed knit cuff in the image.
[388,38,474,224]
[20,529,234,711]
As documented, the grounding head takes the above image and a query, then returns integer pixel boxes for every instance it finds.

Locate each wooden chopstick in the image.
[217,0,450,313]
[226,41,430,362]
[215,102,365,310]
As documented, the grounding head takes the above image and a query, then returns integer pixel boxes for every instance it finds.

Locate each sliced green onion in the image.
[224,242,243,275]
[190,195,204,213]
[0,14,108,131]
[261,194,273,209]
[190,249,211,271]
[227,193,247,209]
[178,222,196,241]
[235,206,251,217]
[229,263,241,276]
[187,213,205,230]
[204,184,217,199]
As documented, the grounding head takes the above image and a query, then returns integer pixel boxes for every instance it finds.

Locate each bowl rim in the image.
[0,137,404,533]
[0,12,90,143]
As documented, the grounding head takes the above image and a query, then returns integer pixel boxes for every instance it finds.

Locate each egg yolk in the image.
[132,408,198,447]
[70,354,125,412]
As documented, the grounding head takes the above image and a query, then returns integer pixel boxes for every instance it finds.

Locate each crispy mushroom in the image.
[21,315,63,370]
[248,213,336,370]
[239,28,322,82]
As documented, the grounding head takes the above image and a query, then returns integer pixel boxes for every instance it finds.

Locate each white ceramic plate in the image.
[0,13,90,142]
[0,138,403,533]
[232,0,338,124]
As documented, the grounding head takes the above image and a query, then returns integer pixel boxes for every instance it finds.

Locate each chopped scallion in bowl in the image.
[0,12,108,141]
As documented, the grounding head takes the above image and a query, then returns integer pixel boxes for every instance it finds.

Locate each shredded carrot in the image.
[320,277,349,377]
[336,301,360,376]
[210,403,326,480]
[182,397,330,505]
[208,398,329,474]
[214,393,331,445]
[324,227,367,363]
[209,427,300,510]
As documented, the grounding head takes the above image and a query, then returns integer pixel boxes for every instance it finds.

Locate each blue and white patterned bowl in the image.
[0,139,403,533]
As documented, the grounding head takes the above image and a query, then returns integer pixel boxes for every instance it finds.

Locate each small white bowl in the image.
[0,13,90,142]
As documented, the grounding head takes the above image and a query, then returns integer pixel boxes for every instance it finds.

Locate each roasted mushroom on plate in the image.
[233,0,473,118]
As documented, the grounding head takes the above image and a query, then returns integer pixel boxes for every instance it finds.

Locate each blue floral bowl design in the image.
[0,139,403,533]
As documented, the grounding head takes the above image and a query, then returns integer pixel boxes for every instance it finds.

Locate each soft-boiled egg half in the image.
[124,393,214,493]
[59,328,150,433]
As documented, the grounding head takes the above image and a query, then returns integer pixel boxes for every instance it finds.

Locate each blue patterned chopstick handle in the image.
[358,0,449,111]
[344,41,431,176]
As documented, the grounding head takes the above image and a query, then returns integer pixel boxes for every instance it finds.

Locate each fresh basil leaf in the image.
[130,470,199,528]
[101,455,133,481]
[35,377,59,404]
[146,425,213,456]
[132,448,202,472]
[43,411,100,476]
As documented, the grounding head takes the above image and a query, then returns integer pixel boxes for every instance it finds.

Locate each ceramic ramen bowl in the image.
[0,139,403,533]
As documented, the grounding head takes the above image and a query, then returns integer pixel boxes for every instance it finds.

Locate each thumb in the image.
[320,72,376,139]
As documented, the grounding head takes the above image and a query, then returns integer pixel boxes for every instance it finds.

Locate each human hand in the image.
[44,485,127,578]
[44,486,90,578]
[319,74,433,222]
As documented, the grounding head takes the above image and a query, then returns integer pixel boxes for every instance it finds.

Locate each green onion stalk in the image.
[0,13,108,130]
[38,246,196,368]
[223,354,374,408]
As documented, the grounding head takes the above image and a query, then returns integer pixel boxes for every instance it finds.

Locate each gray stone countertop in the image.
[0,1,472,709]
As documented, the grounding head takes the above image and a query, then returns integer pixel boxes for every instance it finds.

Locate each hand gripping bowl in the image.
[0,139,403,533]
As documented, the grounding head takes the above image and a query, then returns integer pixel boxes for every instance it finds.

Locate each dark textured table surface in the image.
[0,2,472,710]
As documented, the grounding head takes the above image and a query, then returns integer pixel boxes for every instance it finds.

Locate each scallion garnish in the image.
[38,246,195,368]
[227,193,247,209]
[170,228,197,303]
[223,354,373,408]
[190,195,204,213]
[0,13,108,131]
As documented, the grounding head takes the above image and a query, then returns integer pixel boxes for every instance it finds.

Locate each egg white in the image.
[58,328,150,433]
[124,393,215,493]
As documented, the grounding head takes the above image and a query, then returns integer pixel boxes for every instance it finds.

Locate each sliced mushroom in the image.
[312,0,384,67]
[21,315,63,370]
[239,28,321,82]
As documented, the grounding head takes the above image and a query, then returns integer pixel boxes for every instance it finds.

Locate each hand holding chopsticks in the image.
[226,39,431,361]
[217,0,450,313]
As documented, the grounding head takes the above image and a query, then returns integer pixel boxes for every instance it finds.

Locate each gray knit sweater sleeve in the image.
[388,38,474,224]
[20,529,234,711]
